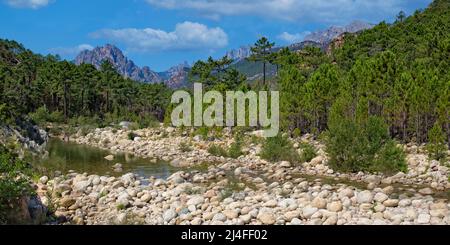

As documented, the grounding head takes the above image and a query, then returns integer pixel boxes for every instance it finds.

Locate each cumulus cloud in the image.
[49,44,94,56]
[146,0,429,24]
[277,31,311,44]
[5,0,52,9]
[90,21,228,51]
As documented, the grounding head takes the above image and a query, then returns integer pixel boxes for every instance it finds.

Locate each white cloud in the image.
[49,44,94,56]
[90,21,228,51]
[6,0,52,9]
[278,31,311,44]
[146,0,430,24]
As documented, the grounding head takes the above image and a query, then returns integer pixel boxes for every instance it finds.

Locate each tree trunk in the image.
[263,62,266,86]
[63,81,69,123]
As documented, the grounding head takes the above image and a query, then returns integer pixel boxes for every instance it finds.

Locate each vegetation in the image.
[207,144,228,158]
[0,39,172,128]
[179,141,193,152]
[299,142,317,163]
[0,145,34,224]
[427,122,448,162]
[260,134,300,163]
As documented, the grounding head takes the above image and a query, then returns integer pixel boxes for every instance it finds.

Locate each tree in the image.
[248,37,275,86]
[397,11,406,22]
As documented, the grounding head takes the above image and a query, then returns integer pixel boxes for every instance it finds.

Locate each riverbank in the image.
[31,126,450,225]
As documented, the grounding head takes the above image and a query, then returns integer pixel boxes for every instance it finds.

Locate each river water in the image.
[32,138,177,179]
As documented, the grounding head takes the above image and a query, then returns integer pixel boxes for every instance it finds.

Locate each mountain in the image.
[304,20,374,45]
[226,46,252,62]
[75,44,162,83]
[158,62,191,88]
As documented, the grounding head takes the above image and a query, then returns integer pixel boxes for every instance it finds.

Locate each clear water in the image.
[32,138,178,179]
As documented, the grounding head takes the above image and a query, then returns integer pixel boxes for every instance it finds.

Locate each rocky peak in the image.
[226,46,252,62]
[304,20,374,45]
[74,44,161,84]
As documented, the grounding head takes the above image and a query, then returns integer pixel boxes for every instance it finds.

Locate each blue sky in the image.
[0,0,432,71]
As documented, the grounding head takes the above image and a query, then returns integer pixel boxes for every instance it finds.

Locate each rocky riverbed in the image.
[33,126,449,225]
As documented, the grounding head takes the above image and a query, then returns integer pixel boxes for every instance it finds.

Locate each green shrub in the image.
[292,128,302,138]
[0,146,34,224]
[208,144,228,157]
[179,141,193,152]
[299,142,317,163]
[194,126,209,139]
[325,116,406,174]
[48,111,64,123]
[427,123,448,162]
[228,136,244,159]
[260,134,299,163]
[29,106,50,125]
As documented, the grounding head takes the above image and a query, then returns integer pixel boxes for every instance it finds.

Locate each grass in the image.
[207,144,228,157]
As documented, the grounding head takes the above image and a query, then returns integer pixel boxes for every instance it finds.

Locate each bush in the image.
[299,142,317,163]
[179,141,193,152]
[325,116,406,174]
[0,146,34,224]
[228,135,244,159]
[208,144,228,157]
[427,123,448,162]
[29,106,50,125]
[193,127,209,139]
[292,128,302,138]
[48,111,64,123]
[260,134,299,163]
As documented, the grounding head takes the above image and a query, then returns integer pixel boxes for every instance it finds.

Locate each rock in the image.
[339,188,354,199]
[163,209,177,222]
[257,212,276,225]
[310,156,324,165]
[280,161,291,168]
[327,201,343,212]
[187,196,204,206]
[398,199,411,207]
[264,199,278,208]
[60,197,76,208]
[104,155,115,161]
[418,188,434,195]
[323,215,337,225]
[383,199,399,207]
[302,206,318,219]
[417,214,430,224]
[430,202,447,210]
[121,173,136,183]
[115,213,127,224]
[240,214,252,223]
[374,193,388,203]
[374,204,386,212]
[312,197,327,209]
[284,211,300,222]
[73,180,90,193]
[212,213,227,222]
[405,209,417,221]
[140,194,151,203]
[429,209,447,218]
[290,218,302,225]
[223,210,239,219]
[382,186,395,195]
[357,190,373,204]
[39,176,49,185]
[166,127,175,133]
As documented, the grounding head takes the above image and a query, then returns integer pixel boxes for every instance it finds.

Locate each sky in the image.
[0,0,433,72]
